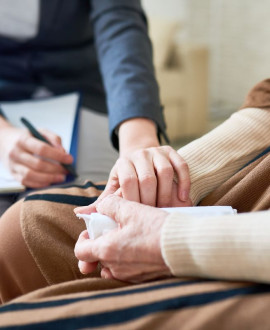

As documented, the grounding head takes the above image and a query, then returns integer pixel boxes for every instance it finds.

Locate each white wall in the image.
[142,0,186,21]
[142,0,270,118]
[187,0,270,117]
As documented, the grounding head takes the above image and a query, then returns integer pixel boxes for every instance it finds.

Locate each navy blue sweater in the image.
[0,0,167,148]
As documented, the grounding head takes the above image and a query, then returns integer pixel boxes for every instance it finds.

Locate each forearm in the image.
[178,108,270,204]
[118,118,159,156]
[161,210,270,284]
[91,0,166,149]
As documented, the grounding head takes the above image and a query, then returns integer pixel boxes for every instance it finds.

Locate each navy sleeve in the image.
[90,0,168,149]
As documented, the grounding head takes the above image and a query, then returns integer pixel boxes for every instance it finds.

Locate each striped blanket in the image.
[0,146,270,328]
[1,277,270,329]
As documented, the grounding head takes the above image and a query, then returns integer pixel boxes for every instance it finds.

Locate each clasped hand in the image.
[75,194,172,283]
[74,145,192,282]
[77,145,191,215]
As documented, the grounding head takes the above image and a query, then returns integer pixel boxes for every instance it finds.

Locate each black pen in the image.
[20,117,78,177]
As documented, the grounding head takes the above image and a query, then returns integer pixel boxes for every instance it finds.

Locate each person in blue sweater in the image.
[0,1,190,214]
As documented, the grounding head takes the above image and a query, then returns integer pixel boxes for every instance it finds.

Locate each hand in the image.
[75,145,192,215]
[74,195,172,283]
[0,125,74,188]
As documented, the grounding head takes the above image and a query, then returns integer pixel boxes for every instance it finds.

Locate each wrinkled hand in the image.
[75,145,191,215]
[74,195,172,283]
[0,125,74,188]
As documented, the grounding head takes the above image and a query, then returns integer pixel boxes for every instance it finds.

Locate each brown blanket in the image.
[0,148,267,328]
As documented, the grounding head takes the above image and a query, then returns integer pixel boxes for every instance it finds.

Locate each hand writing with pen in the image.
[0,111,75,188]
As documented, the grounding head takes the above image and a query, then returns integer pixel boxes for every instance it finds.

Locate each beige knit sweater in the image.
[161,107,270,283]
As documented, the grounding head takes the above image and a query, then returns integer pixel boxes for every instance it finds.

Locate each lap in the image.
[20,181,106,285]
[1,277,270,329]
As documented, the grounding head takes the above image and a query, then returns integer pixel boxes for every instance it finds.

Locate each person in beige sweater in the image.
[0,80,270,305]
[74,101,270,284]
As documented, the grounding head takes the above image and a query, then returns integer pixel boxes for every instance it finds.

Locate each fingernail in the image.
[181,190,189,201]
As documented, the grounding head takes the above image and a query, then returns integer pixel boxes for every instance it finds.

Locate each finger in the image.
[11,147,68,175]
[11,163,66,188]
[116,158,140,202]
[132,150,157,206]
[39,129,65,150]
[152,152,174,207]
[74,231,101,263]
[74,178,117,216]
[78,260,98,274]
[102,166,120,195]
[100,267,114,279]
[170,150,190,202]
[76,230,89,243]
[74,203,97,215]
[18,134,73,165]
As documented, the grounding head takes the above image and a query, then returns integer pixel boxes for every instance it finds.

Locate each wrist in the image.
[119,118,160,156]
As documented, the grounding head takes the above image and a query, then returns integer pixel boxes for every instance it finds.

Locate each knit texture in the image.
[178,107,270,205]
[161,210,270,283]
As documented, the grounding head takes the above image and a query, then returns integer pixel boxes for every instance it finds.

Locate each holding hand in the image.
[103,145,190,205]
[0,124,74,188]
[75,118,191,214]
[76,145,192,215]
[74,194,172,283]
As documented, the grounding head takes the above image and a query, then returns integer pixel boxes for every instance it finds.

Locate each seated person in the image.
[0,80,270,328]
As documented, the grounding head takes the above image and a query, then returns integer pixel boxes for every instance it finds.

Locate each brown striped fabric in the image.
[0,277,270,329]
[200,151,270,211]
[21,181,107,286]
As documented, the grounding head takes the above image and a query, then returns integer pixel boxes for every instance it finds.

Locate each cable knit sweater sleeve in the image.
[178,107,270,206]
[161,106,270,283]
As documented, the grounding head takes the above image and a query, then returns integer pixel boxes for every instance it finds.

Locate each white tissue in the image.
[76,213,117,239]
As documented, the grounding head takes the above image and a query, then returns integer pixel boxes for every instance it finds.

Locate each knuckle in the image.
[178,162,189,172]
[19,133,30,146]
[135,149,148,158]
[33,157,44,171]
[159,165,174,180]
[8,148,17,161]
[36,144,47,155]
[116,157,126,167]
[162,145,173,153]
[121,175,137,188]
[139,173,156,186]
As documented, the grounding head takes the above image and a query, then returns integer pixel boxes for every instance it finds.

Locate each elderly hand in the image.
[0,124,73,188]
[74,194,172,283]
